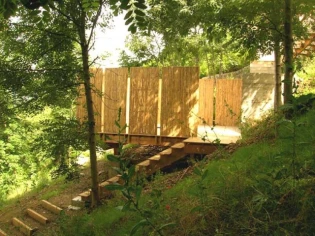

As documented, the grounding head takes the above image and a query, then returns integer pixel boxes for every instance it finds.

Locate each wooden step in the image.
[0,229,7,236]
[26,209,49,225]
[12,218,37,236]
[148,155,164,171]
[149,154,169,167]
[71,196,86,208]
[79,190,92,202]
[160,148,172,157]
[171,142,185,149]
[107,175,121,184]
[136,160,152,173]
[41,200,63,215]
[32,205,60,223]
[171,142,185,156]
[160,148,175,166]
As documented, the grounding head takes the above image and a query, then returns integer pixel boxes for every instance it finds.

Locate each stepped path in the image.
[0,126,240,235]
[72,125,241,207]
[0,200,62,236]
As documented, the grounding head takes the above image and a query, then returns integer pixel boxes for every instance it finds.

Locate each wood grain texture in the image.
[76,83,87,123]
[199,79,214,125]
[103,68,128,133]
[161,67,199,137]
[129,67,159,135]
[215,79,242,126]
[90,67,104,133]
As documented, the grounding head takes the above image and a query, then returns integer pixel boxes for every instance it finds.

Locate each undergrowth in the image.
[46,105,315,235]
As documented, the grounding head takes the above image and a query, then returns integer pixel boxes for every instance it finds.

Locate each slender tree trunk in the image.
[79,11,100,206]
[283,0,294,105]
[274,38,282,111]
[219,51,223,76]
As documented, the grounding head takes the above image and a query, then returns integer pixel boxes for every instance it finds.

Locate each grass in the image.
[0,175,68,211]
[50,108,315,235]
[14,107,315,235]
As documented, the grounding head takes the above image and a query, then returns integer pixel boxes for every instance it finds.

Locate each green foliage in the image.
[297,57,315,94]
[0,116,46,203]
[119,0,251,75]
[109,0,148,33]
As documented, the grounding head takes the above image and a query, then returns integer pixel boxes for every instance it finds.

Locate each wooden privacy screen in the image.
[76,68,243,139]
[103,68,128,133]
[129,67,159,135]
[215,79,242,126]
[161,67,199,137]
[199,79,214,125]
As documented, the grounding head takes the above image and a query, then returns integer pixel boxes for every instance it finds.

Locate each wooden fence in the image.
[76,67,242,138]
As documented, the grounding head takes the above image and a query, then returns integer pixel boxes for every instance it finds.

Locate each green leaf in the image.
[120,1,131,10]
[134,9,145,17]
[109,0,119,5]
[107,154,120,162]
[193,167,202,176]
[122,189,130,198]
[115,120,121,128]
[125,17,134,26]
[134,2,147,9]
[130,219,149,236]
[157,222,176,231]
[128,165,136,178]
[128,24,137,34]
[124,10,133,20]
[122,201,132,211]
[112,166,123,175]
[135,15,145,23]
[135,185,142,203]
[105,183,124,191]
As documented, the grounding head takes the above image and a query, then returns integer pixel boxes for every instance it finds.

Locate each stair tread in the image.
[107,176,120,183]
[41,200,63,215]
[148,155,161,161]
[26,209,49,225]
[99,181,110,187]
[137,160,150,166]
[0,228,7,236]
[160,149,172,155]
[171,142,185,149]
[12,217,38,236]
[79,191,91,197]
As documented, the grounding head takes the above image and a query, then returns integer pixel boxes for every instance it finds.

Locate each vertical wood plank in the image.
[129,67,159,135]
[199,79,214,125]
[215,79,242,126]
[103,68,128,133]
[161,67,199,137]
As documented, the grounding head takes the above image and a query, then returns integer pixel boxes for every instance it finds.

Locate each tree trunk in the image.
[283,0,294,105]
[274,38,282,111]
[79,12,100,206]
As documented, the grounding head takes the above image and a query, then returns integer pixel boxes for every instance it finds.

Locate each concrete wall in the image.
[209,66,275,121]
[242,72,274,121]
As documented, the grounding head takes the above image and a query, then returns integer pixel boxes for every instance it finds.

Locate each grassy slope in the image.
[46,108,315,236]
